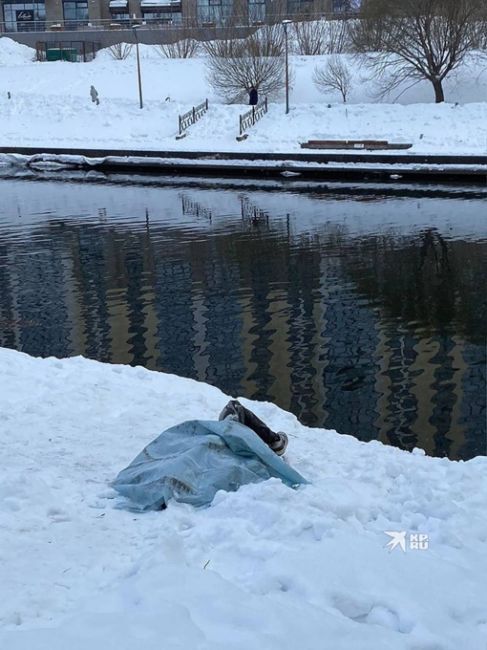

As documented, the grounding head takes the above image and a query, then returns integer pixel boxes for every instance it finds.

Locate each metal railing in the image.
[239,97,268,136]
[178,99,209,135]
[0,11,358,35]
[0,17,183,34]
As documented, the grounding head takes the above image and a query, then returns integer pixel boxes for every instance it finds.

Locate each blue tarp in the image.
[113,418,308,510]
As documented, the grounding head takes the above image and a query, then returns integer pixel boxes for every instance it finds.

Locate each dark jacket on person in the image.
[249,87,258,106]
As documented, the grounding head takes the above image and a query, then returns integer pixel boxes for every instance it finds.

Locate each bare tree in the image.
[156,37,199,59]
[293,20,329,55]
[205,25,286,102]
[107,43,133,61]
[326,17,352,53]
[203,37,240,60]
[351,0,485,103]
[313,55,352,101]
[480,13,487,50]
[247,24,285,57]
[156,15,202,58]
[292,15,354,56]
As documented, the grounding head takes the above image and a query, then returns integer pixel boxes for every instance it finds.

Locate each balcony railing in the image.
[0,11,357,34]
[0,16,186,33]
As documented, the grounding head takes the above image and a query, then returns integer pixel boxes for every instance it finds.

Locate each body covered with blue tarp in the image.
[113,418,307,510]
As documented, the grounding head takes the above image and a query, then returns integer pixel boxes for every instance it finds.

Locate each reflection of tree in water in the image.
[419,228,451,275]
[338,226,485,460]
[341,228,486,345]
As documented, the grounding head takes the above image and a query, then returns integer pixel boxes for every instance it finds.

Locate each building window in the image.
[109,0,130,21]
[333,0,358,13]
[197,0,232,25]
[140,0,182,24]
[2,2,45,32]
[287,0,313,15]
[142,9,181,23]
[248,0,265,23]
[63,1,88,29]
[110,12,129,21]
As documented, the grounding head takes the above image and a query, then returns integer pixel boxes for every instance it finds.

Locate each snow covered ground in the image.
[1,347,486,649]
[0,37,486,154]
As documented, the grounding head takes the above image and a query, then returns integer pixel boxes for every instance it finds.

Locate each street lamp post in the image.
[282,19,291,115]
[133,24,143,109]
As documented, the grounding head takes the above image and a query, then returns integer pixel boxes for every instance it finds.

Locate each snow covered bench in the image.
[300,140,413,151]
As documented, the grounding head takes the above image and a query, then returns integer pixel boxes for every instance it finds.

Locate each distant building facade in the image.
[0,0,182,31]
[0,0,354,33]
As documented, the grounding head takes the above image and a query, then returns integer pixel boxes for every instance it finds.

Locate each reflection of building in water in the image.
[0,231,77,358]
[377,326,419,450]
[0,192,485,460]
[459,342,486,458]
[0,243,20,351]
[72,226,112,361]
[284,244,326,426]
[263,287,293,412]
[203,262,244,396]
[154,257,196,376]
[315,255,381,440]
[405,336,440,457]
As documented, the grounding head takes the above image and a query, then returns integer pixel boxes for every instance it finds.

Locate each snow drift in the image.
[1,347,486,649]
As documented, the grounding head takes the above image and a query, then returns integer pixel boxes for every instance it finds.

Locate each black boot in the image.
[219,400,287,454]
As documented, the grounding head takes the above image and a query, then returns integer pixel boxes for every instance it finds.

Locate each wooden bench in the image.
[300,140,413,151]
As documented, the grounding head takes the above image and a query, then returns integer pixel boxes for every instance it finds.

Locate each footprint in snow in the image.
[47,506,71,523]
[332,593,414,634]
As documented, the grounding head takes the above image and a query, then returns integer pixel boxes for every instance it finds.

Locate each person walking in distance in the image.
[249,86,258,106]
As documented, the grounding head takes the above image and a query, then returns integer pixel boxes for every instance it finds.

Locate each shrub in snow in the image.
[292,20,328,56]
[205,25,286,103]
[292,19,352,56]
[479,19,487,52]
[156,37,199,59]
[313,56,352,103]
[107,43,133,61]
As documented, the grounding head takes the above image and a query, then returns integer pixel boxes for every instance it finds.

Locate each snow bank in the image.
[0,37,35,65]
[0,37,485,153]
[1,347,486,649]
[96,41,165,63]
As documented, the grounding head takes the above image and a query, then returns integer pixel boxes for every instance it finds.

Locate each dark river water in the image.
[0,171,485,460]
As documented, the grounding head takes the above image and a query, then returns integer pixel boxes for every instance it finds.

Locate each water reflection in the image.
[0,175,485,461]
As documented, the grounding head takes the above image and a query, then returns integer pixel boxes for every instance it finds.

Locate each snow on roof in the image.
[109,0,128,7]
